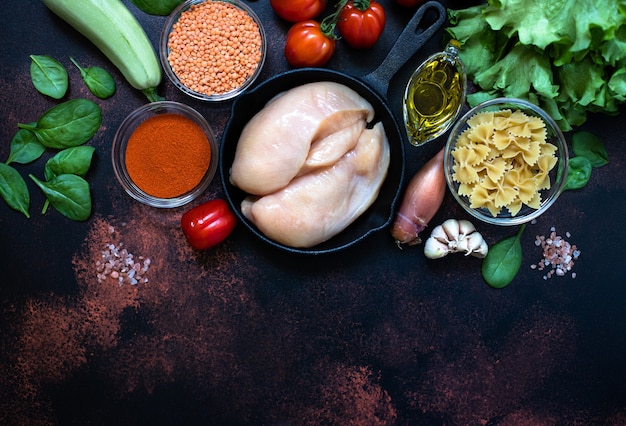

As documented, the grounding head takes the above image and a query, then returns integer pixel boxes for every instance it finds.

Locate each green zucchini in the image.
[42,0,162,102]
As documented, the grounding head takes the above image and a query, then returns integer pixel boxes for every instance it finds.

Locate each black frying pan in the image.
[219,1,447,255]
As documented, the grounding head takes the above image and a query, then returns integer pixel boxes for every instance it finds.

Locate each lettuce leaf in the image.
[446,0,626,131]
[483,0,579,51]
[473,44,558,100]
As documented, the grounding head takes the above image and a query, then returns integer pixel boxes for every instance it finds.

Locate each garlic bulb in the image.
[424,219,488,259]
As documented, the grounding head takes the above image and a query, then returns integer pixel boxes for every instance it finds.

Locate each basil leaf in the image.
[70,57,116,99]
[481,225,525,289]
[130,0,184,15]
[17,98,102,149]
[29,174,91,221]
[571,131,609,167]
[29,54,68,99]
[44,146,95,181]
[6,126,46,165]
[0,163,30,218]
[564,156,592,191]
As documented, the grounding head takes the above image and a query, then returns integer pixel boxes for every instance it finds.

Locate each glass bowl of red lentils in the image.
[443,97,569,226]
[160,0,267,102]
[111,101,218,208]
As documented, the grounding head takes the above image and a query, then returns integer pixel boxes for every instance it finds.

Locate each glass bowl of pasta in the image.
[444,97,569,226]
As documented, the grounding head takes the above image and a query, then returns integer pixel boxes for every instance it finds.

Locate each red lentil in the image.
[530,226,580,279]
[167,1,262,96]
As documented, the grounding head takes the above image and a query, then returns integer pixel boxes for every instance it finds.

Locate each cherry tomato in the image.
[181,199,237,250]
[284,20,337,68]
[394,0,425,7]
[270,0,326,22]
[337,0,386,49]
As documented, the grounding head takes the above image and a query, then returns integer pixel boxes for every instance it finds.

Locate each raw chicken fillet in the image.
[230,81,390,248]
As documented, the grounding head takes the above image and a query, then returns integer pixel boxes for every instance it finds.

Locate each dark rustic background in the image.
[1,1,625,424]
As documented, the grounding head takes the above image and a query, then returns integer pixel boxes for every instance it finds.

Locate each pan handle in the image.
[361,0,447,97]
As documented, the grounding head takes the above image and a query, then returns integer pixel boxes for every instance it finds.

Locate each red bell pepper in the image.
[181,199,237,250]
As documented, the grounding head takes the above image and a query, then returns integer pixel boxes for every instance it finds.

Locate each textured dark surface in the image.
[1,1,625,424]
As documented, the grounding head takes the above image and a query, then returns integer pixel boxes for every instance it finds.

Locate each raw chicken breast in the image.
[230,81,375,195]
[298,119,365,176]
[241,122,390,248]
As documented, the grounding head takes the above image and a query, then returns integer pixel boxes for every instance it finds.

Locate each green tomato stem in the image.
[353,0,371,11]
[320,0,350,38]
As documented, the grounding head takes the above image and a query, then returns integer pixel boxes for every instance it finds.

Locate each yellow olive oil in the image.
[403,40,466,146]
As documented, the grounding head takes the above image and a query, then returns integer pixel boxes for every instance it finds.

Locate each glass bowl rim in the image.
[443,96,569,226]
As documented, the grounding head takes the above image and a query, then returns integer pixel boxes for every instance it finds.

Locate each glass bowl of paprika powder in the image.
[112,101,218,208]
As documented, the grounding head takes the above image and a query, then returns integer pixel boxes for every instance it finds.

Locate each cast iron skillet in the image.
[219,1,446,255]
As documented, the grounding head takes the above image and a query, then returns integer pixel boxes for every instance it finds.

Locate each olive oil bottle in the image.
[403,40,466,146]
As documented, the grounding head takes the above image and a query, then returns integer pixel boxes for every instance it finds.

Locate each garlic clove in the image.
[457,219,476,240]
[464,231,487,257]
[455,237,471,255]
[461,232,481,255]
[471,238,489,258]
[430,223,450,244]
[424,237,450,259]
[441,218,461,241]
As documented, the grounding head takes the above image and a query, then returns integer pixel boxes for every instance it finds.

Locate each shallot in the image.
[391,148,446,247]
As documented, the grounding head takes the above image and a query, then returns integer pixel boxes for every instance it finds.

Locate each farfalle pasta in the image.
[451,109,558,217]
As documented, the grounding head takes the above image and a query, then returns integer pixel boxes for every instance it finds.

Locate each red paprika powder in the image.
[125,113,211,199]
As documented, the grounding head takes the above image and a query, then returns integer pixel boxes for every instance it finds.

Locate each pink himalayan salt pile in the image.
[530,227,580,279]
